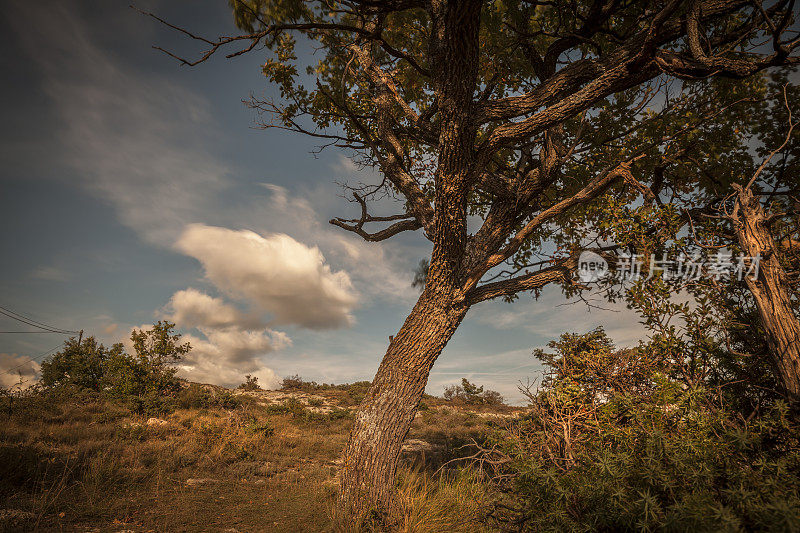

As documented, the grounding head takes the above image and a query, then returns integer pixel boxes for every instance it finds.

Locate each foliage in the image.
[176,384,241,410]
[238,374,262,391]
[625,276,781,412]
[281,374,305,390]
[39,322,189,415]
[488,329,800,531]
[39,336,110,391]
[443,378,504,406]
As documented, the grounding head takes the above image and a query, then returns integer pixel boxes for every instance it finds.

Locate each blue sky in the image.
[0,0,647,403]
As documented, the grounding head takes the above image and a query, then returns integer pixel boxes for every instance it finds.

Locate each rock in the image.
[146,417,168,427]
[401,439,442,453]
[185,478,217,486]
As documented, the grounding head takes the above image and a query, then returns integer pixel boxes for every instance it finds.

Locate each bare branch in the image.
[329,192,421,242]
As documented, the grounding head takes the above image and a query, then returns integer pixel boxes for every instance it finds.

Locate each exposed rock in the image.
[233,389,334,411]
[401,439,443,453]
[146,417,169,427]
[185,478,217,486]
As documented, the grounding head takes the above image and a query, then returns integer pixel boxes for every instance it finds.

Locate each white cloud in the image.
[176,357,281,390]
[165,288,262,330]
[193,327,291,365]
[0,353,40,389]
[175,224,358,329]
[178,327,289,388]
[251,184,423,305]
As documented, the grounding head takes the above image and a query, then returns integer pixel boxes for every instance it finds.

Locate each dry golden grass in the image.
[0,389,503,532]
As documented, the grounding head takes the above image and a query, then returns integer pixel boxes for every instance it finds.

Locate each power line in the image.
[0,308,71,334]
[0,331,70,334]
[0,305,79,335]
[0,306,76,334]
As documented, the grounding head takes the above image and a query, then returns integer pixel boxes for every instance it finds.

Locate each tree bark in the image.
[337,1,481,521]
[735,185,800,398]
[337,287,467,521]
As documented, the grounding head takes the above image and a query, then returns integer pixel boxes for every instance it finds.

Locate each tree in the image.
[101,321,188,402]
[597,77,800,398]
[39,322,191,404]
[238,374,262,390]
[144,0,800,519]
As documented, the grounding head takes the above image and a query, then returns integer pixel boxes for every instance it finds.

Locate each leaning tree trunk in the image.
[735,185,800,398]
[337,0,481,521]
[337,286,468,520]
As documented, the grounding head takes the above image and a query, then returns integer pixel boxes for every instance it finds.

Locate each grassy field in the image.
[0,383,520,532]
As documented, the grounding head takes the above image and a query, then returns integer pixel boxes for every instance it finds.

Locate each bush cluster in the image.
[37,321,190,415]
[443,378,504,406]
[487,328,800,531]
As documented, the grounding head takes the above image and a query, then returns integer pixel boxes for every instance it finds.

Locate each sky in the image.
[0,0,648,403]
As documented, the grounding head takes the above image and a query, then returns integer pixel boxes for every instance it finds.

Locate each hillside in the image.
[0,381,522,532]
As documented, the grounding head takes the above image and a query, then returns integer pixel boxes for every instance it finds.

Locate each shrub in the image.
[486,329,800,531]
[443,378,504,406]
[176,385,241,410]
[281,374,305,390]
[241,414,274,437]
[39,322,189,414]
[238,374,261,391]
[39,336,110,391]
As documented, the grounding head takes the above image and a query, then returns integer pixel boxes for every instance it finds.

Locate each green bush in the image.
[39,336,110,391]
[176,385,241,410]
[237,374,262,391]
[488,329,800,531]
[241,415,274,437]
[38,322,189,415]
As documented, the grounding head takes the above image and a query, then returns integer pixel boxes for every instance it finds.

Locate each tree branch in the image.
[461,160,635,294]
[465,256,581,305]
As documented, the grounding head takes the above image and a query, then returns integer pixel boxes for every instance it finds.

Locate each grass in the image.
[0,385,512,532]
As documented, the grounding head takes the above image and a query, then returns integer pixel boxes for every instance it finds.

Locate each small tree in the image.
[443,378,504,405]
[238,374,262,391]
[130,320,191,367]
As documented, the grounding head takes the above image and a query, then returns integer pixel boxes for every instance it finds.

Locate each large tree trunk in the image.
[337,0,481,522]
[337,287,467,520]
[735,185,800,397]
